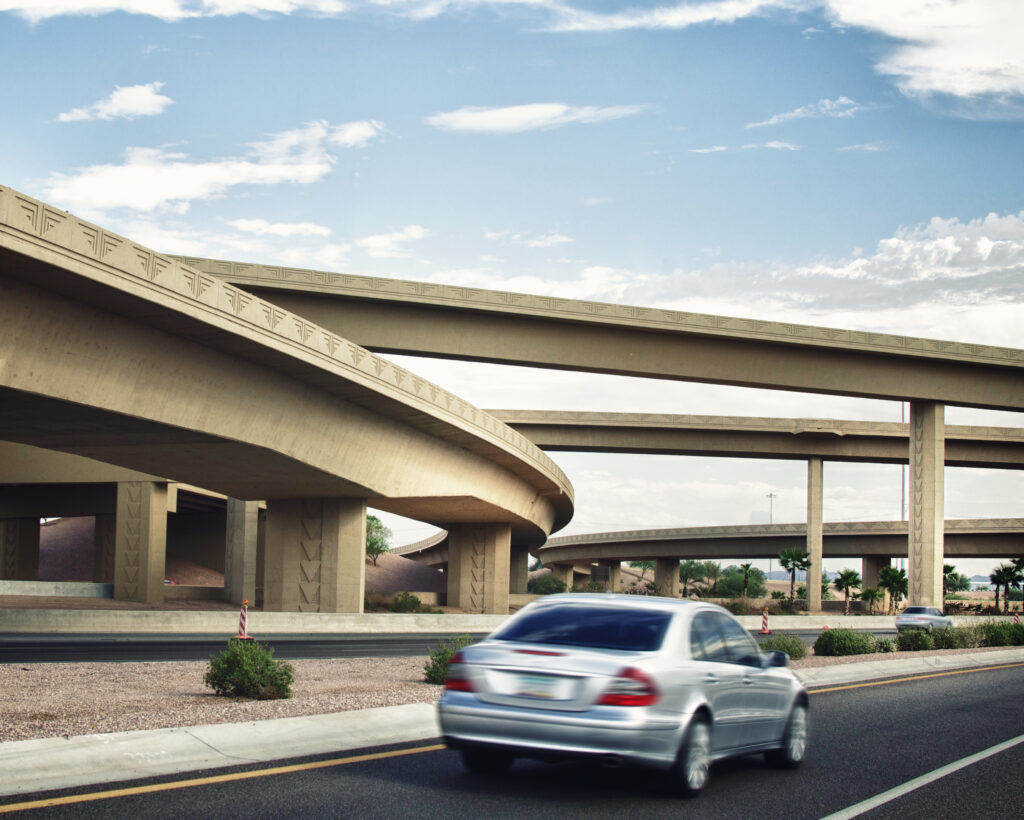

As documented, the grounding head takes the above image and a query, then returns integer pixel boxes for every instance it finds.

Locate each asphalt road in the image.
[5,663,1021,818]
[0,630,897,663]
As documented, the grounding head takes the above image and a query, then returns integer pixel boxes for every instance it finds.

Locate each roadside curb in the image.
[795,647,1024,689]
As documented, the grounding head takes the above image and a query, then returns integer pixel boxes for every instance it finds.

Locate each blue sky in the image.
[3,0,1022,577]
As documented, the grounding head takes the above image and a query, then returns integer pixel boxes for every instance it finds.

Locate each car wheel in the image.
[766,703,808,769]
[460,747,513,775]
[672,716,711,797]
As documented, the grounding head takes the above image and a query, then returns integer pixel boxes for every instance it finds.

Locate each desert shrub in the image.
[623,580,656,595]
[573,580,610,593]
[771,591,787,601]
[393,591,422,612]
[759,633,808,660]
[527,575,567,595]
[931,627,974,649]
[979,620,1024,647]
[718,600,749,616]
[897,629,935,651]
[204,638,294,700]
[424,635,475,684]
[813,628,876,657]
[875,638,895,653]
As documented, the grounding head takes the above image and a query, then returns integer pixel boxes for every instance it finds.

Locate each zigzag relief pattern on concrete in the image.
[0,187,571,502]
[298,501,323,613]
[177,252,1024,366]
[117,483,143,600]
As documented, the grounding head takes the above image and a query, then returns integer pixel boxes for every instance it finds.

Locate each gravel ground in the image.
[1,646,1011,743]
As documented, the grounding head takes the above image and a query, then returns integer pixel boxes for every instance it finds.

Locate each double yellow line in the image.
[3,661,1022,814]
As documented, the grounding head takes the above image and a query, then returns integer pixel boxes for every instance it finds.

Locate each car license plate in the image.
[517,674,562,699]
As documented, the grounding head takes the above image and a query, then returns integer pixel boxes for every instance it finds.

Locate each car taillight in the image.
[444,650,475,692]
[598,667,659,707]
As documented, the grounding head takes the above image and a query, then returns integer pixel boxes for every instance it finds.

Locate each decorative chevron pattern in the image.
[0,185,572,506]
[297,501,323,613]
[118,484,143,600]
[466,529,487,613]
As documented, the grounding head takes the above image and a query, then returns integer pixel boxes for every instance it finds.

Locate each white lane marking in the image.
[820,732,1024,820]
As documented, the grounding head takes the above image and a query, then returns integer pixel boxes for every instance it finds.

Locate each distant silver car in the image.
[895,605,952,631]
[438,594,808,796]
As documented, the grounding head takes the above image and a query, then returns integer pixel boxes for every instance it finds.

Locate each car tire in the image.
[766,703,808,769]
[672,716,711,797]
[460,747,513,775]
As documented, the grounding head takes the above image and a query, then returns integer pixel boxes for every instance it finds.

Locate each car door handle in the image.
[742,675,754,685]
[704,674,717,684]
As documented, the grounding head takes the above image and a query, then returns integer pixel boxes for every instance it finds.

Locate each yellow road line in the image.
[808,661,1024,694]
[0,743,447,815]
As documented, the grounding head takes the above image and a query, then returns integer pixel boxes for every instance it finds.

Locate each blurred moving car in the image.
[895,605,952,631]
[437,594,808,796]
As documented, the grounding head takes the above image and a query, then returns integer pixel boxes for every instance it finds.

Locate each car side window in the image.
[689,612,730,663]
[713,613,761,666]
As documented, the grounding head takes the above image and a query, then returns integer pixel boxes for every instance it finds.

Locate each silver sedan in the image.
[895,605,952,631]
[437,594,808,796]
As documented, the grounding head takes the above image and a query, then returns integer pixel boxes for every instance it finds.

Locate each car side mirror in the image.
[764,650,789,668]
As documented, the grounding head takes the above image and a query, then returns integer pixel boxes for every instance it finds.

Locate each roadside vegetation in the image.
[813,623,1024,657]
[424,635,475,684]
[204,638,294,700]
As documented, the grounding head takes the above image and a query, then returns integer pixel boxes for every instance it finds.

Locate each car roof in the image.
[524,593,717,614]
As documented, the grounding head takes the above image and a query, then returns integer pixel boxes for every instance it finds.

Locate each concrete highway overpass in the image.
[0,185,572,613]
[490,411,1024,469]
[536,519,1024,597]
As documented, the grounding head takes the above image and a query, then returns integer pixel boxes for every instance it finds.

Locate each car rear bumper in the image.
[438,695,685,768]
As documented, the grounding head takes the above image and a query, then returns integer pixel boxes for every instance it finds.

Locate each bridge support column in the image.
[0,518,40,580]
[600,560,622,592]
[549,563,574,589]
[909,402,945,607]
[862,556,889,590]
[807,457,823,613]
[93,514,116,583]
[264,498,366,613]
[655,558,679,598]
[509,547,528,595]
[225,499,260,606]
[447,524,511,614]
[113,482,167,604]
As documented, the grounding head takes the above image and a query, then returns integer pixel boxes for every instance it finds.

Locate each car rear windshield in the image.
[903,607,926,614]
[492,605,671,651]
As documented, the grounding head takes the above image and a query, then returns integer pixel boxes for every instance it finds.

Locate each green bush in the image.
[931,627,969,649]
[204,638,294,700]
[813,628,876,657]
[718,600,749,615]
[527,575,567,595]
[573,580,610,593]
[424,635,475,684]
[875,638,895,653]
[770,591,787,601]
[393,591,422,612]
[979,620,1024,647]
[759,633,808,660]
[897,629,935,651]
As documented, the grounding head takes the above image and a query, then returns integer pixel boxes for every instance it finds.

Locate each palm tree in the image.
[860,586,884,615]
[833,569,862,616]
[738,562,754,598]
[942,563,957,605]
[990,564,1017,613]
[878,566,908,614]
[778,548,811,601]
[679,560,704,598]
[1009,560,1024,611]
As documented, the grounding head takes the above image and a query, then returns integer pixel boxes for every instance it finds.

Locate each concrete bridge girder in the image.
[0,185,574,614]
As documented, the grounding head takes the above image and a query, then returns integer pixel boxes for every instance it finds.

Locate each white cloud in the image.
[825,0,1024,106]
[227,218,332,236]
[40,120,380,218]
[329,119,385,148]
[547,0,796,33]
[763,140,801,150]
[837,142,886,152]
[525,232,573,248]
[689,145,728,153]
[57,81,173,122]
[1,0,346,22]
[425,102,646,133]
[355,225,430,257]
[746,95,865,128]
